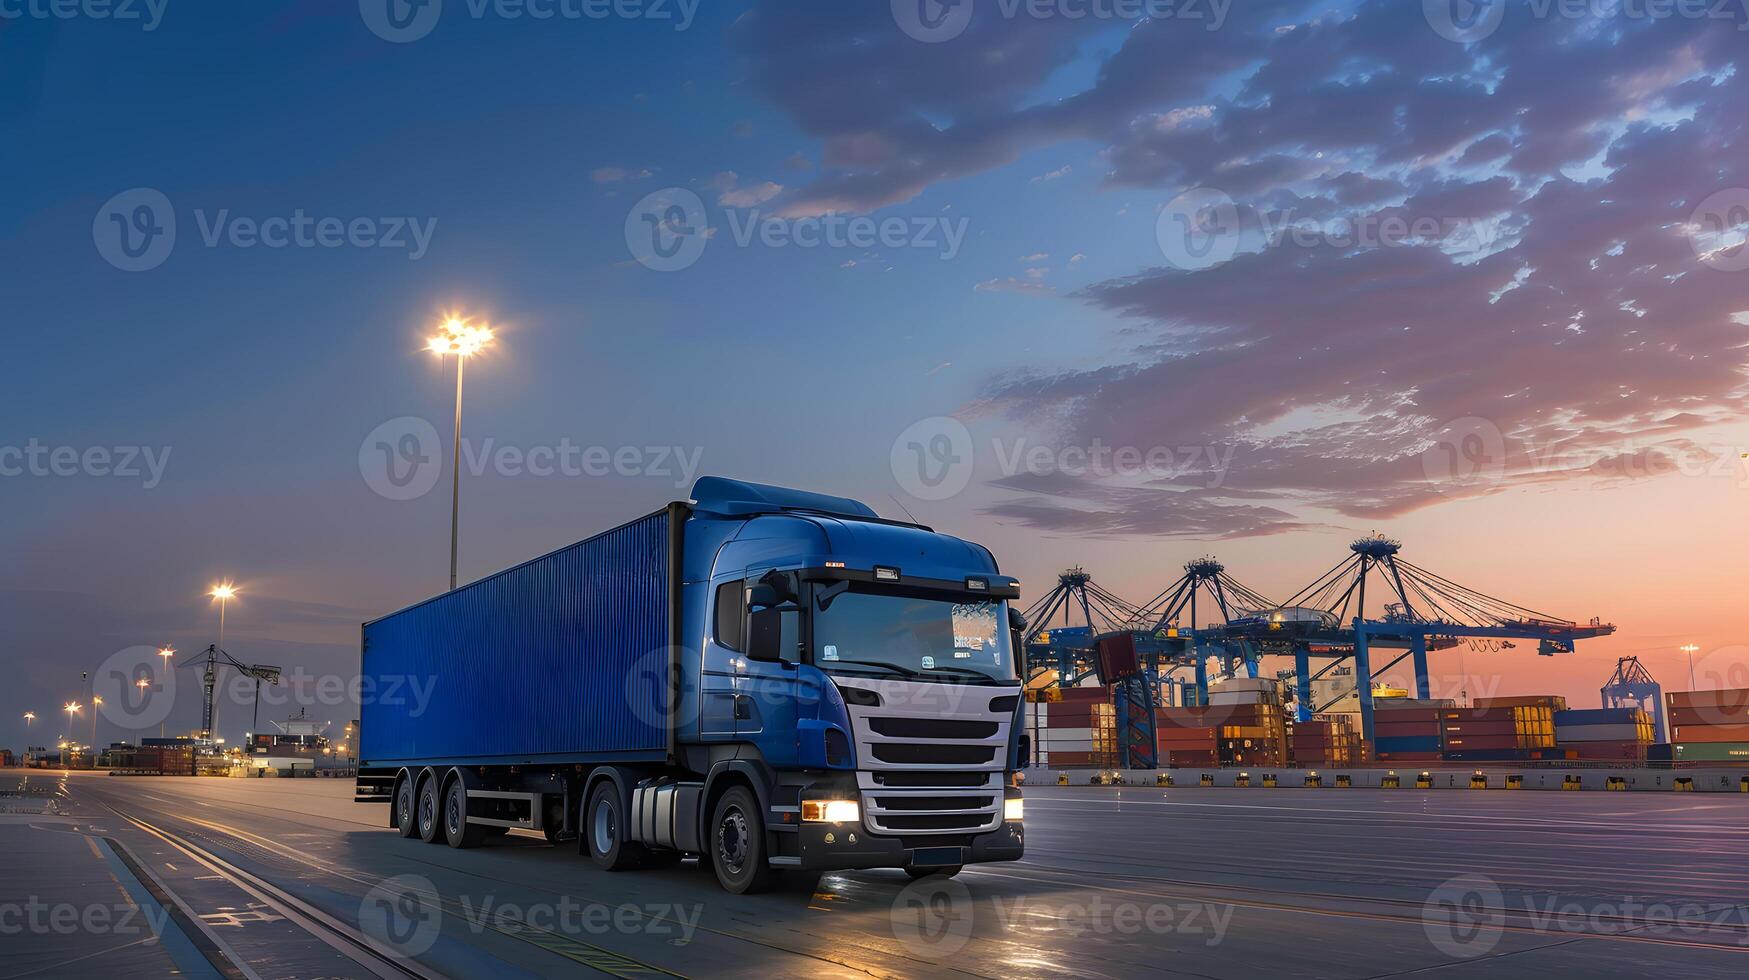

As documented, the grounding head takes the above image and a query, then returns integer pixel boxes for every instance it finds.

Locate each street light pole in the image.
[158,646,175,739]
[450,352,464,591]
[1680,643,1700,690]
[426,315,494,591]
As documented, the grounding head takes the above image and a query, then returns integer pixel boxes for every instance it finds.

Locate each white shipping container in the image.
[1039,727,1095,743]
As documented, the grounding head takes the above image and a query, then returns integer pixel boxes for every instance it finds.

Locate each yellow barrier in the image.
[1058,773,1069,785]
[1468,773,1488,789]
[1336,774,1352,788]
[1262,774,1278,788]
[1741,775,1748,793]
[1381,774,1400,788]
[1606,776,1627,791]
[1158,773,1173,787]
[1416,773,1433,789]
[1200,773,1214,787]
[1505,775,1523,790]
[1674,777,1694,792]
[1562,775,1582,791]
[1301,773,1320,788]
[1234,773,1251,788]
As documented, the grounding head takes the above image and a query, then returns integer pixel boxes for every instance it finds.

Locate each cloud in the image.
[712,170,785,207]
[1032,164,1073,183]
[976,276,1055,296]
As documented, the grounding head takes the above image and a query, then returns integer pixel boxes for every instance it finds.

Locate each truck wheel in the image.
[906,865,962,880]
[416,777,443,843]
[443,780,486,848]
[394,776,419,838]
[584,782,647,871]
[709,786,778,894]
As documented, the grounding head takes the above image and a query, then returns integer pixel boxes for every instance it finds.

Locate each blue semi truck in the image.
[356,477,1027,892]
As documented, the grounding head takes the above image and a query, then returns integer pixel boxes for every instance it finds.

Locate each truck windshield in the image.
[812,585,1017,684]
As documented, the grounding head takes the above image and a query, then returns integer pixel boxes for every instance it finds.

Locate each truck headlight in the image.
[1004,797,1024,822]
[802,799,860,823]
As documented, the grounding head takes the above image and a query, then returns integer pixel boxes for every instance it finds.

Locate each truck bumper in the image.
[792,819,1023,871]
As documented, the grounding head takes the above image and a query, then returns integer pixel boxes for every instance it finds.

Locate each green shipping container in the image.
[1672,742,1749,762]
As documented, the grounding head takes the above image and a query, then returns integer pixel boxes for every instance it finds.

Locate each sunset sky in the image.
[4,1,1747,748]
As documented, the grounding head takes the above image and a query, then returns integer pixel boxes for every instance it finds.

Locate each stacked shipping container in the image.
[1372,701,1450,761]
[1667,689,1749,763]
[1028,687,1118,768]
[1439,704,1556,761]
[1553,707,1654,761]
[1288,715,1364,767]
[1158,679,1288,767]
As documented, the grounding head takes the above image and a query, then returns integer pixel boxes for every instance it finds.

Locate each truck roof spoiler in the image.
[689,476,892,523]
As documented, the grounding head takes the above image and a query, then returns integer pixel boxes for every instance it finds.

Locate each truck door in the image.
[739,576,804,766]
[700,578,744,739]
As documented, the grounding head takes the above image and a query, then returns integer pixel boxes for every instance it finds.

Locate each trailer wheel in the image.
[584,782,647,871]
[709,786,778,894]
[394,776,419,838]
[416,776,443,843]
[443,780,486,849]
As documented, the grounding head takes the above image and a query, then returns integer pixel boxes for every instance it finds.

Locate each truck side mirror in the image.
[746,583,781,610]
[1008,608,1027,633]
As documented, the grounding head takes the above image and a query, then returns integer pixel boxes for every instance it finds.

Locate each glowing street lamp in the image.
[1680,643,1701,690]
[23,711,34,729]
[427,315,495,590]
[209,585,238,649]
[91,695,102,749]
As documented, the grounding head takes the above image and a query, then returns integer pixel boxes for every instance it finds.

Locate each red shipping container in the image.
[1373,708,1442,722]
[1475,695,1568,711]
[1671,724,1749,743]
[1375,752,1442,761]
[1565,741,1648,760]
[1443,735,1521,750]
[1667,689,1749,711]
[1440,721,1521,736]
[1058,686,1113,704]
[1375,722,1442,737]
[1667,705,1749,727]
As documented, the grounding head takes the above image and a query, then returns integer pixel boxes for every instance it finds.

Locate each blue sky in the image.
[5,1,1749,748]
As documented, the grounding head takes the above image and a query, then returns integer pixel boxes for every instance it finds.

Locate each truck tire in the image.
[443,780,487,849]
[584,782,647,871]
[708,786,778,894]
[394,776,419,838]
[416,776,443,843]
[906,865,962,880]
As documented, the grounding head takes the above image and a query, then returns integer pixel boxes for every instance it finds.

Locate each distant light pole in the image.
[209,585,237,649]
[1680,643,1701,690]
[427,315,495,591]
[63,702,80,766]
[157,646,176,738]
[90,696,101,750]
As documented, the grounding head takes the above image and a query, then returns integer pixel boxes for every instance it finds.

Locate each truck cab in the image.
[676,479,1027,888]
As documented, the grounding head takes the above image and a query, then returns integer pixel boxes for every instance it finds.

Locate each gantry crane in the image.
[181,645,281,743]
[1602,657,1666,741]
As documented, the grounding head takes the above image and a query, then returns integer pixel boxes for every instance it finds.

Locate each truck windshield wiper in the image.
[920,664,1005,683]
[820,659,923,678]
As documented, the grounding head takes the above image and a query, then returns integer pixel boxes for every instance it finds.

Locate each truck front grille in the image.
[837,677,1020,837]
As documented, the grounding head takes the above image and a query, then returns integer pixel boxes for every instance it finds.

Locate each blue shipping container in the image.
[1554,708,1643,726]
[1372,735,1443,753]
[360,507,678,768]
